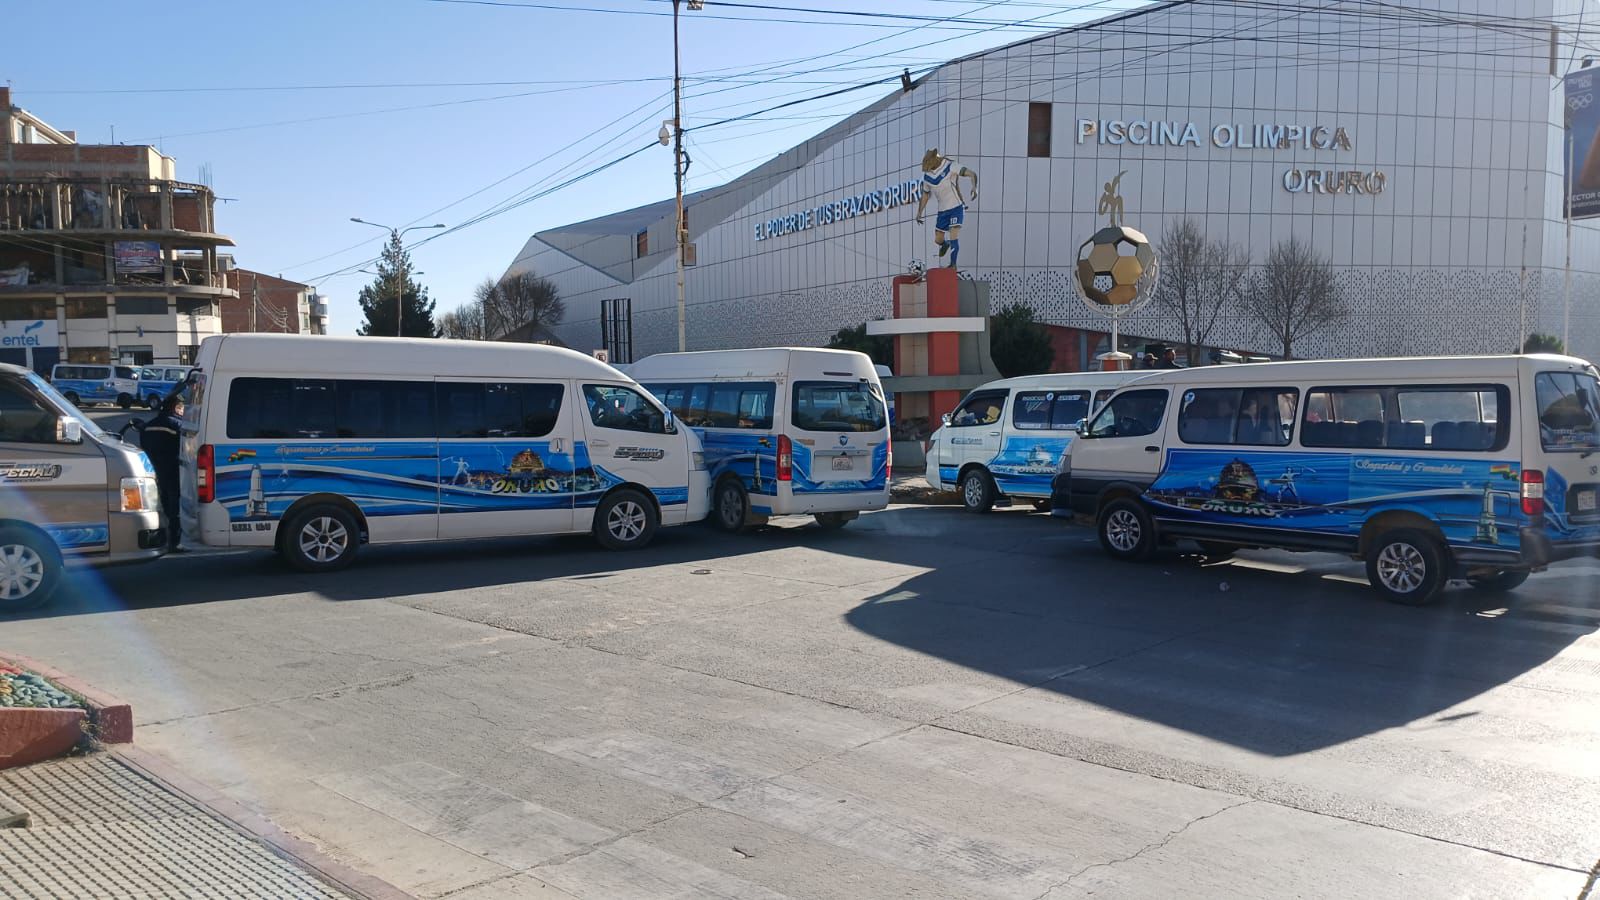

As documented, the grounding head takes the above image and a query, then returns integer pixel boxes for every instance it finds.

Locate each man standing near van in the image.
[140,394,183,551]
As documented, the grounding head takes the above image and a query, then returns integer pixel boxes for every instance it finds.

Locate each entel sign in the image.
[0,319,58,348]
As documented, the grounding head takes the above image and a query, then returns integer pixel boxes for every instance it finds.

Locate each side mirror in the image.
[941,412,951,427]
[1075,418,1088,433]
[662,409,677,434]
[56,416,83,444]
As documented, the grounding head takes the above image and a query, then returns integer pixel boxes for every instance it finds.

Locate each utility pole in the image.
[349,218,444,338]
[669,0,702,352]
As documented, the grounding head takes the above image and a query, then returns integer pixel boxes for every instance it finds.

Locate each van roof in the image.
[977,370,1159,391]
[2,362,34,377]
[629,347,874,379]
[1104,354,1594,386]
[197,334,628,380]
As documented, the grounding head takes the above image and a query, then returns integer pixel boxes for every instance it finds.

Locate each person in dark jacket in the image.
[139,394,184,551]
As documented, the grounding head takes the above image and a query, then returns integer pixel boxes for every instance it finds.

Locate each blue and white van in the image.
[632,348,891,531]
[925,370,1152,513]
[181,334,711,570]
[1053,354,1600,605]
[50,363,142,410]
[139,366,193,409]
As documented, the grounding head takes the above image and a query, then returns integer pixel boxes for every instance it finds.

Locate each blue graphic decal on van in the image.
[1145,449,1527,550]
[1542,468,1600,544]
[43,523,110,550]
[50,378,119,404]
[987,435,1072,497]
[695,430,778,497]
[789,440,889,494]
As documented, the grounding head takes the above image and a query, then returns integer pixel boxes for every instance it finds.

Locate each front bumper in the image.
[1049,471,1077,519]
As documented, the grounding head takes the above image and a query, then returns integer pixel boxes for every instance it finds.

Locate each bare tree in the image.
[477,271,566,339]
[1243,235,1346,359]
[1152,218,1249,364]
[439,302,487,340]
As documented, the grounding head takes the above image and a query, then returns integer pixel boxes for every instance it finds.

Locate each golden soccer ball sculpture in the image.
[1075,225,1158,308]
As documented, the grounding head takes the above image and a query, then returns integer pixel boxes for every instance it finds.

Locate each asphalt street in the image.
[5,449,1599,898]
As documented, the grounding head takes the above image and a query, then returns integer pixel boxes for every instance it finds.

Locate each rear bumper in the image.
[777,488,890,515]
[1516,528,1600,568]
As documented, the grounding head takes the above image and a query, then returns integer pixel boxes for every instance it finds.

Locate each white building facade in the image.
[509,0,1600,365]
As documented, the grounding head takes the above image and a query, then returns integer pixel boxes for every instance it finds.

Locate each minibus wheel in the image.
[0,527,62,613]
[1097,498,1155,560]
[146,394,161,410]
[1031,499,1052,513]
[281,504,359,572]
[712,479,750,533]
[1365,528,1446,605]
[1466,569,1530,592]
[62,391,80,407]
[960,469,995,513]
[595,488,658,550]
[117,393,133,410]
[814,512,855,529]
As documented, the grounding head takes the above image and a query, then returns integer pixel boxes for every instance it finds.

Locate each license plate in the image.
[1579,490,1596,512]
[832,456,854,471]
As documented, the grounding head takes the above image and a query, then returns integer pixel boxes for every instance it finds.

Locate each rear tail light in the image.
[777,435,792,482]
[886,440,893,480]
[1521,469,1544,517]
[197,444,215,503]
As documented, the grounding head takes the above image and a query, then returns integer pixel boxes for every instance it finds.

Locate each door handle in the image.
[589,439,609,448]
[1144,445,1160,452]
[987,431,1001,436]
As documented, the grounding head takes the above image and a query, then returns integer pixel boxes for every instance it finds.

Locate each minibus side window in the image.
[0,380,56,443]
[1303,384,1507,451]
[227,378,336,439]
[1085,389,1168,438]
[583,384,667,434]
[948,390,1006,428]
[1051,391,1091,429]
[1534,372,1600,451]
[1012,392,1052,430]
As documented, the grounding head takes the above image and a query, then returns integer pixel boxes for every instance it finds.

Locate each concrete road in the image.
[3,506,1597,899]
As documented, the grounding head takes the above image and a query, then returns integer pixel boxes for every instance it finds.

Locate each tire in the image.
[1196,541,1238,559]
[711,478,750,533]
[960,469,995,513]
[814,511,854,529]
[1365,528,1447,606]
[280,504,359,573]
[594,488,659,550]
[146,394,161,410]
[1097,498,1156,561]
[1031,499,1053,513]
[117,393,133,410]
[63,391,80,407]
[1467,569,1531,592]
[0,527,63,613]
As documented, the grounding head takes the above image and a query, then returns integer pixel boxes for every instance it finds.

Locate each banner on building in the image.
[113,241,162,273]
[1566,70,1600,220]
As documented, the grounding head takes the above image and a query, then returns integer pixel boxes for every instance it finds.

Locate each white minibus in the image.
[1052,354,1600,605]
[631,348,891,532]
[925,370,1153,513]
[50,363,142,410]
[180,334,710,571]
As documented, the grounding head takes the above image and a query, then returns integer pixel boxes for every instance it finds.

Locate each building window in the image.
[600,297,633,364]
[177,345,197,365]
[65,297,107,319]
[115,296,167,316]
[1027,102,1052,158]
[636,230,648,259]
[0,298,56,320]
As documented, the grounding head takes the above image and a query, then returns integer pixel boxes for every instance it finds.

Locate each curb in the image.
[0,650,131,744]
[113,746,415,900]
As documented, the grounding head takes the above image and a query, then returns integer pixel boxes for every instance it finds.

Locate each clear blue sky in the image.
[5,0,1143,333]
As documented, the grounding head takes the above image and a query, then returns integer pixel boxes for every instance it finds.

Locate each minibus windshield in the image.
[1536,371,1600,451]
[24,370,106,439]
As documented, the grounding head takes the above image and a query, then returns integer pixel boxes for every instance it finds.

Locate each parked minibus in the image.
[139,365,193,409]
[925,370,1153,512]
[50,363,142,409]
[1050,354,1600,605]
[631,348,891,532]
[180,335,711,570]
[0,362,166,611]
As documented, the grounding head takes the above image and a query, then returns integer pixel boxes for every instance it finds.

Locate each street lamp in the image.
[350,218,445,337]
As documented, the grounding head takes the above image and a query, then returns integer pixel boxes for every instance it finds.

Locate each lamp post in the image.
[350,218,445,337]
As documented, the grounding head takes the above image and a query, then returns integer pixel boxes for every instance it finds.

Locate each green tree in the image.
[825,323,893,365]
[357,233,438,338]
[989,303,1054,377]
[1523,333,1564,354]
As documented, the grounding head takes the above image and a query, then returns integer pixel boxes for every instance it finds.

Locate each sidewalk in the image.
[890,471,957,505]
[0,751,404,899]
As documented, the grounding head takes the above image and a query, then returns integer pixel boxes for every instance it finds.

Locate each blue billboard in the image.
[1566,69,1600,220]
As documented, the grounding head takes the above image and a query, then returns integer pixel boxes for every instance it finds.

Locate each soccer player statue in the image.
[915,149,977,269]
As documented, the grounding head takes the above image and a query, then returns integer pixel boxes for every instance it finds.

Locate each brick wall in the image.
[222,269,310,334]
